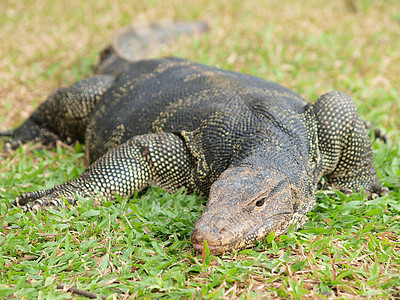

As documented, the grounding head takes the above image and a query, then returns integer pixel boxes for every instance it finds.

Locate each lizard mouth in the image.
[192,242,228,254]
[191,212,291,255]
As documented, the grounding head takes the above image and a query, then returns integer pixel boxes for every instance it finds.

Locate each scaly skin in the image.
[2,57,387,255]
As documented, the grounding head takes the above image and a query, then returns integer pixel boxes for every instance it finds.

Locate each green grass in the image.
[1,142,399,299]
[1,0,400,298]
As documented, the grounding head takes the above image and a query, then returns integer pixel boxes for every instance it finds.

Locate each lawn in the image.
[1,0,399,298]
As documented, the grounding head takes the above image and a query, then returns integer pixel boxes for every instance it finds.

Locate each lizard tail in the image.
[94,20,208,75]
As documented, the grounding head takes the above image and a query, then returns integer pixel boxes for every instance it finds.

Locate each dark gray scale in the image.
[86,58,310,158]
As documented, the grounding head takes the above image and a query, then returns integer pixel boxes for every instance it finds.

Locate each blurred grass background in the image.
[0,0,399,298]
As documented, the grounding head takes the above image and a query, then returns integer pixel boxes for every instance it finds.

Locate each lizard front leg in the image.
[1,75,115,150]
[14,132,195,212]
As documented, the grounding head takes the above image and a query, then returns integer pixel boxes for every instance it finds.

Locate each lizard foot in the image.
[363,121,387,143]
[12,181,85,212]
[370,186,390,199]
[13,190,75,213]
[0,120,60,152]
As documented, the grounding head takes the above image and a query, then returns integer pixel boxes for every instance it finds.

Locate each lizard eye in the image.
[255,198,266,207]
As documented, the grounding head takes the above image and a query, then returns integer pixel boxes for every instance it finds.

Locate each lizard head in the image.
[191,166,298,255]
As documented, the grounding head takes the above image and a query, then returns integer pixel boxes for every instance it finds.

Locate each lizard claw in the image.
[13,190,50,206]
[369,186,389,199]
[379,186,390,196]
[363,121,387,143]
[342,188,353,196]
[371,193,379,200]
[373,128,387,143]
[1,120,60,152]
[12,177,103,212]
[12,186,77,212]
[14,192,72,212]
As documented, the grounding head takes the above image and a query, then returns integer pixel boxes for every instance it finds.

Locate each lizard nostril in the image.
[191,228,205,244]
[219,227,229,235]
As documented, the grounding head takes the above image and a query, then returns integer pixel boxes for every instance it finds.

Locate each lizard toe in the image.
[13,190,50,207]
[19,193,69,212]
[368,185,389,199]
[378,186,390,196]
